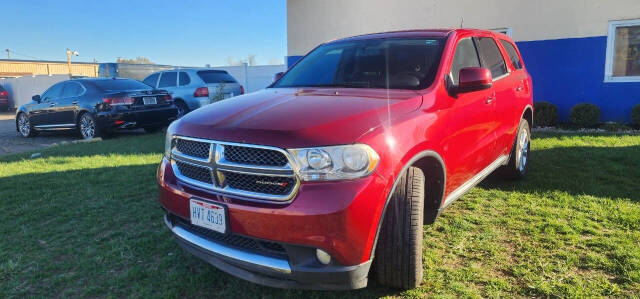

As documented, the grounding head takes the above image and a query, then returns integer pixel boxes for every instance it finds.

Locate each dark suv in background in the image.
[16,78,177,139]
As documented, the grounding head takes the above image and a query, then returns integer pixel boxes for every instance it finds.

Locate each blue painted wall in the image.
[288,36,640,122]
[517,36,640,123]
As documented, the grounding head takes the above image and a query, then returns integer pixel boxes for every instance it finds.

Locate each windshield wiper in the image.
[287,82,371,88]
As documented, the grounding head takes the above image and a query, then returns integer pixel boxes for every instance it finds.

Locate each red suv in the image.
[158,29,532,290]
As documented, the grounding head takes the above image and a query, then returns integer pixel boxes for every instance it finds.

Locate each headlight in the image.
[164,121,177,158]
[288,144,379,181]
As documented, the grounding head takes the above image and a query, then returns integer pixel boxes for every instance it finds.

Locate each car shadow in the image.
[480,144,640,202]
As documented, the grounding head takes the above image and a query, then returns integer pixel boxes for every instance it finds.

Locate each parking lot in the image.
[0,112,149,156]
[0,112,77,156]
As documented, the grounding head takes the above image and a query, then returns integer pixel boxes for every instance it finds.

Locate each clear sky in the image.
[1,0,286,66]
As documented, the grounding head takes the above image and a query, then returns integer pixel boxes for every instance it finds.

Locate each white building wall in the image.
[213,64,286,93]
[287,0,640,56]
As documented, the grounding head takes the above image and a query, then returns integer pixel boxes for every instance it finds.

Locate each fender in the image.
[368,149,446,260]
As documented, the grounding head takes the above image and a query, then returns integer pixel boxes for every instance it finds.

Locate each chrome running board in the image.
[441,155,509,210]
[164,215,292,274]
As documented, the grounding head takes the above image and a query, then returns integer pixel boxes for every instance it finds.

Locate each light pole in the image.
[66,48,79,77]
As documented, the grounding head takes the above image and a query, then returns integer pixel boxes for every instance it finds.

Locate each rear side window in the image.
[158,72,177,88]
[477,37,508,78]
[61,82,83,98]
[91,79,152,91]
[179,72,191,86]
[42,83,64,100]
[450,38,481,85]
[143,73,160,87]
[197,71,237,83]
[499,40,523,70]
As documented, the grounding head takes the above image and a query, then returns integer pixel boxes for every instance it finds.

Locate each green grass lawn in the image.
[1,132,639,298]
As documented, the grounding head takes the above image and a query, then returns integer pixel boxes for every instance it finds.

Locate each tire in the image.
[143,125,163,133]
[501,118,531,179]
[16,113,37,137]
[374,166,424,289]
[78,113,100,139]
[175,100,189,118]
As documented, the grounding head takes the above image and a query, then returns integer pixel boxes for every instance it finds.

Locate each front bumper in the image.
[96,105,178,130]
[158,157,389,289]
[165,214,371,290]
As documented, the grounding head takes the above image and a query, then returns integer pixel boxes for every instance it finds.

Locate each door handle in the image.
[485,96,495,104]
[49,103,56,107]
[72,101,78,105]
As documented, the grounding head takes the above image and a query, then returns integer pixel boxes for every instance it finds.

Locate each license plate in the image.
[189,198,227,234]
[143,97,157,105]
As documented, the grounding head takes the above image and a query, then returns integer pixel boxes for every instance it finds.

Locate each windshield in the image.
[274,38,445,90]
[91,79,153,91]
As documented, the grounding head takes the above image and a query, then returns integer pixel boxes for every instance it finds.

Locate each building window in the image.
[605,19,640,82]
[491,28,512,37]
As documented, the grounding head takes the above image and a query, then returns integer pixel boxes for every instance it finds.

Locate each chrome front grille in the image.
[170,136,299,202]
[223,145,288,166]
[175,161,213,184]
[175,139,211,159]
[221,171,295,195]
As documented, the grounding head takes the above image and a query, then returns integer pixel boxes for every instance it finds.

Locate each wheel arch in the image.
[521,104,533,128]
[369,149,446,259]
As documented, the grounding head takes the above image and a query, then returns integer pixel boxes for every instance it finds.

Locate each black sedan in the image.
[16,78,178,139]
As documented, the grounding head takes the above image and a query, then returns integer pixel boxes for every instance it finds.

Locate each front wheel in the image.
[501,118,531,179]
[78,113,100,139]
[374,166,424,289]
[16,113,37,137]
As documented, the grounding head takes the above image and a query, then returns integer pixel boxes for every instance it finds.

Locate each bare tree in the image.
[117,56,154,64]
[225,54,258,66]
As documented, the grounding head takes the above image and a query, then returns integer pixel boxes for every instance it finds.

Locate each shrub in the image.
[533,101,558,127]
[569,103,600,127]
[600,122,631,132]
[632,104,640,128]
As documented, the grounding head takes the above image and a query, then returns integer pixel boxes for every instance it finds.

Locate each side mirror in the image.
[32,95,41,103]
[274,72,285,82]
[456,67,492,93]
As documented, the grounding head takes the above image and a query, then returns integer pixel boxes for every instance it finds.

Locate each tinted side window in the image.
[450,38,481,85]
[477,37,508,78]
[158,72,177,88]
[179,72,191,86]
[61,82,83,98]
[143,73,160,87]
[42,83,64,100]
[499,40,523,70]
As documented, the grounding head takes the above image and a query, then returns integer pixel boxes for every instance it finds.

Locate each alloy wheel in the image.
[517,128,529,172]
[80,115,96,139]
[18,114,30,137]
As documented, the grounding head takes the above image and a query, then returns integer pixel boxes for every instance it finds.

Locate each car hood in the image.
[173,88,423,148]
